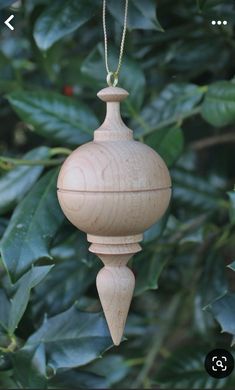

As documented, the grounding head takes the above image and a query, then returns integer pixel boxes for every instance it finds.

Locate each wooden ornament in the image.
[57,86,171,345]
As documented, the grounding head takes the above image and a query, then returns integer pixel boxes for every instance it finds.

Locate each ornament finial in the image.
[96,253,135,345]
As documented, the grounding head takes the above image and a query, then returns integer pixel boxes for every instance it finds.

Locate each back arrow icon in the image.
[4,15,14,31]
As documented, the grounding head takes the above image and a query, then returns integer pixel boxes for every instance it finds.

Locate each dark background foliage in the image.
[0,0,235,388]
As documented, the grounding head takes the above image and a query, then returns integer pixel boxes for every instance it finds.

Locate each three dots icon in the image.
[211,20,227,25]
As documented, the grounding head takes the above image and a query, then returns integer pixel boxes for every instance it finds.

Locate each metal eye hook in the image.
[106,71,118,87]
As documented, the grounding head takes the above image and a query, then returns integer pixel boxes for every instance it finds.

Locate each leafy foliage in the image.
[202,82,235,127]
[156,345,235,389]
[1,169,64,281]
[0,0,234,388]
[7,91,97,145]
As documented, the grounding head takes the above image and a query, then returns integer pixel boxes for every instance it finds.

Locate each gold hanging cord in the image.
[103,0,129,87]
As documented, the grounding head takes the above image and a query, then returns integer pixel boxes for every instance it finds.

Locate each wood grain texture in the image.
[57,86,172,345]
[96,254,135,346]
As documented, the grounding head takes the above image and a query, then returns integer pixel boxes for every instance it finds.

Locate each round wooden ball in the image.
[57,86,171,239]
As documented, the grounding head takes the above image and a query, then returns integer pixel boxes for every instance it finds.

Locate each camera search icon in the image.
[205,349,234,379]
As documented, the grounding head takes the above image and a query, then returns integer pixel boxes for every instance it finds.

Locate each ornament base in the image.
[88,234,142,345]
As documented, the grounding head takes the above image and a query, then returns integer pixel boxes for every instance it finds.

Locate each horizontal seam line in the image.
[57,187,171,193]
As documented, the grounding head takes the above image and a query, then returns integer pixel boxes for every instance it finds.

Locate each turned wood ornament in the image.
[57,86,171,345]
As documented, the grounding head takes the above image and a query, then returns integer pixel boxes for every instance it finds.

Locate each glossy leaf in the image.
[0,0,16,10]
[49,370,107,389]
[0,218,8,239]
[107,0,163,31]
[133,250,169,296]
[197,0,228,11]
[34,0,98,50]
[0,289,10,331]
[13,344,47,389]
[7,91,98,146]
[146,126,184,166]
[143,212,169,243]
[202,81,235,127]
[0,147,49,215]
[0,169,64,281]
[8,266,53,334]
[206,293,235,344]
[133,83,203,137]
[194,252,228,335]
[34,233,99,316]
[87,355,129,386]
[25,305,112,370]
[157,345,233,389]
[50,355,129,389]
[172,168,221,211]
[228,261,235,272]
[228,191,235,224]
[81,43,146,110]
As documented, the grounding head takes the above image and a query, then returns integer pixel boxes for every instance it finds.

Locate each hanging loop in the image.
[103,0,128,87]
[106,71,118,87]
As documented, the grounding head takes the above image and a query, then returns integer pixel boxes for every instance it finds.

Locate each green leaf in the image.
[7,91,98,146]
[0,0,16,10]
[49,370,108,389]
[143,212,169,243]
[134,83,203,137]
[146,126,184,166]
[133,249,169,296]
[228,191,235,224]
[0,289,10,331]
[0,147,49,215]
[197,0,226,11]
[228,261,235,272]
[107,0,163,31]
[0,371,17,388]
[34,233,99,315]
[0,218,8,241]
[157,344,233,389]
[202,81,235,127]
[33,0,98,50]
[206,293,235,344]
[86,355,129,386]
[13,344,47,389]
[25,305,112,370]
[0,169,64,281]
[8,266,53,334]
[172,168,220,211]
[198,252,228,307]
[81,43,146,110]
[194,252,228,336]
[50,355,129,389]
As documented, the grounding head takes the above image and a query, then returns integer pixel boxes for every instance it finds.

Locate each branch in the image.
[0,156,64,169]
[0,147,72,170]
[134,107,201,138]
[190,132,235,150]
[131,294,182,389]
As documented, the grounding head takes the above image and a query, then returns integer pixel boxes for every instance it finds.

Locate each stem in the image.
[49,147,72,156]
[126,357,146,367]
[137,106,201,138]
[125,101,150,135]
[126,102,201,139]
[131,294,181,389]
[0,335,17,353]
[0,156,64,168]
[190,132,235,150]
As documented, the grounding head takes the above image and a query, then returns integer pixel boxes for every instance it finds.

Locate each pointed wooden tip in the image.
[96,255,135,346]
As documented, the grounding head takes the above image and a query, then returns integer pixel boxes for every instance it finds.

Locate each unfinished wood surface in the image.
[96,254,135,346]
[57,86,172,345]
